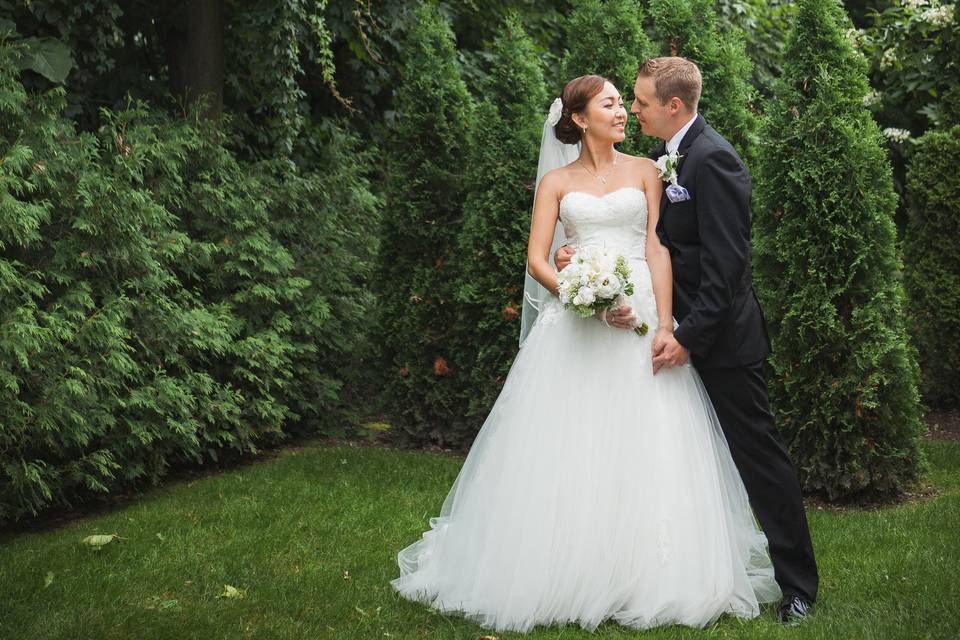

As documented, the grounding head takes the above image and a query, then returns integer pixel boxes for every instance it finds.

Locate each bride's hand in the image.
[652,331,690,374]
[554,245,576,271]
[652,326,672,356]
[603,305,638,330]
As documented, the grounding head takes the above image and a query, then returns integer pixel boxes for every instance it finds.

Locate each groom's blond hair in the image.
[636,57,702,111]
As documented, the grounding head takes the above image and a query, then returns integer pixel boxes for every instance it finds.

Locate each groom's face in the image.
[631,76,673,141]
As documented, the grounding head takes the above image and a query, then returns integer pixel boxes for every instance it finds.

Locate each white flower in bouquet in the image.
[596,273,621,298]
[556,246,648,337]
[573,287,596,306]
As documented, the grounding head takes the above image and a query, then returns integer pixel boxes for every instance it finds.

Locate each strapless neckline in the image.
[559,186,645,206]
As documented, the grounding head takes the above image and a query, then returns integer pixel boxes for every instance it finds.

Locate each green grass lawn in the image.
[1,439,958,640]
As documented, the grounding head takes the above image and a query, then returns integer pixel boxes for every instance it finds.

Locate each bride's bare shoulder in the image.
[619,154,658,180]
[617,152,654,166]
[540,162,580,192]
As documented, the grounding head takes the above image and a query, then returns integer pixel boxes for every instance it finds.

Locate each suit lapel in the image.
[677,114,706,158]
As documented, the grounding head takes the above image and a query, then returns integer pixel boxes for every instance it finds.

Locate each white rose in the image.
[654,155,670,174]
[573,288,595,306]
[560,260,581,278]
[596,273,621,298]
[596,253,616,273]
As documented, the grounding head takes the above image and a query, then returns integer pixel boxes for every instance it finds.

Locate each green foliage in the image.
[715,0,797,99]
[648,0,758,164]
[903,126,960,409]
[321,0,570,139]
[373,2,475,446]
[752,0,924,500]
[225,0,342,157]
[861,1,959,132]
[274,122,381,434]
[449,14,547,444]
[0,18,74,84]
[559,0,655,155]
[0,40,378,522]
[859,1,959,207]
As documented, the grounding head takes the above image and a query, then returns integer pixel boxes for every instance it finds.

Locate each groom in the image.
[556,57,818,624]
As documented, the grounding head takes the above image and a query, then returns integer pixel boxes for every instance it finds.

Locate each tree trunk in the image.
[164,0,224,120]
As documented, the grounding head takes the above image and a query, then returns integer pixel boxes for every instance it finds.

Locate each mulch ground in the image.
[924,409,960,441]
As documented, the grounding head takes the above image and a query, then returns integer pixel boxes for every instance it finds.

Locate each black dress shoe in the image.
[777,595,813,625]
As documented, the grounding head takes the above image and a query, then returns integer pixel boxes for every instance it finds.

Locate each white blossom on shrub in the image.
[880,47,898,68]
[919,4,954,26]
[883,127,912,143]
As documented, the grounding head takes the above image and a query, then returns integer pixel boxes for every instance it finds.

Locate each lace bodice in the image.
[559,186,648,261]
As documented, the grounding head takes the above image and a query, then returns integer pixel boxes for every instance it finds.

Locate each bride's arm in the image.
[526,172,562,295]
[642,161,673,331]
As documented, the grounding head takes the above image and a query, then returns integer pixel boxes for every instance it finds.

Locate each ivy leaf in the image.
[16,37,74,84]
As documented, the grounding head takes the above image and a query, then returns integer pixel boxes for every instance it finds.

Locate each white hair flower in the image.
[547,97,564,126]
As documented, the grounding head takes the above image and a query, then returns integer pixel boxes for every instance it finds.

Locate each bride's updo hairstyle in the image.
[554,74,612,145]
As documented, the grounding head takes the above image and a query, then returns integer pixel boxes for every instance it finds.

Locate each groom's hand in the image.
[554,245,575,271]
[652,332,689,374]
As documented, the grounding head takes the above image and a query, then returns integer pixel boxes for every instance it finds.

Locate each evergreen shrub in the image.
[0,41,377,521]
[752,0,924,500]
[373,2,475,446]
[903,126,960,409]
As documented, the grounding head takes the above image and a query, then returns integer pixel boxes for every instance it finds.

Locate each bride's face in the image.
[574,81,627,143]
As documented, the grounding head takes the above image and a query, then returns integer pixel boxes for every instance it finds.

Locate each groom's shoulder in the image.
[698,122,735,153]
[694,123,746,167]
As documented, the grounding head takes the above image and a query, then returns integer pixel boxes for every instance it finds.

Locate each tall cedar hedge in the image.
[373,2,475,446]
[903,126,960,409]
[753,0,924,500]
[449,14,548,445]
[0,41,378,521]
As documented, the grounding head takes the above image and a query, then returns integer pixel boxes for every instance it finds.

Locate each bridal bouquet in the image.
[556,246,649,337]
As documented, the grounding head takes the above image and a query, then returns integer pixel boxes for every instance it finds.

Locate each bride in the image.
[390,74,781,633]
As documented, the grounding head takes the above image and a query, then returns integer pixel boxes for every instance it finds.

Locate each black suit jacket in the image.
[651,115,770,369]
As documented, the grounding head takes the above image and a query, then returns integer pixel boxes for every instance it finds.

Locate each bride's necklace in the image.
[578,152,618,184]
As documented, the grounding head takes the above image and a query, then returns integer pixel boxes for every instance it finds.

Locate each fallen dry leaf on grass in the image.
[80,533,122,548]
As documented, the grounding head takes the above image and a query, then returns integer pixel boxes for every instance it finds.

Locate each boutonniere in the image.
[656,150,691,202]
[655,150,682,185]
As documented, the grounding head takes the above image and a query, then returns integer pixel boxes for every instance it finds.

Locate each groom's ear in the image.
[668,96,689,116]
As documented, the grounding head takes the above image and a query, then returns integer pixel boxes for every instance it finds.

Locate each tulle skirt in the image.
[391,281,781,633]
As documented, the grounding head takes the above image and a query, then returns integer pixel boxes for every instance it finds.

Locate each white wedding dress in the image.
[391,186,781,633]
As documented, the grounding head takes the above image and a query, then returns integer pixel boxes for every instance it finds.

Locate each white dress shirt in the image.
[666,112,699,154]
